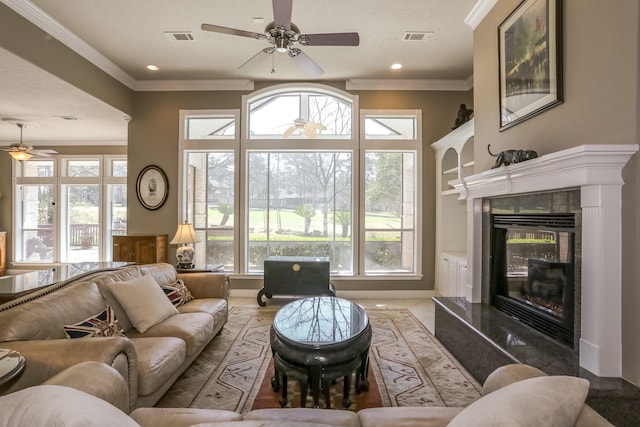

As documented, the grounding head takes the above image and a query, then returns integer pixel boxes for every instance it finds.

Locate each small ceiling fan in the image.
[1,118,57,161]
[283,117,326,138]
[201,0,359,77]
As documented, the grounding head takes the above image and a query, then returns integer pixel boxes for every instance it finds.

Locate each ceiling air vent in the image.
[402,31,434,41]
[164,31,195,41]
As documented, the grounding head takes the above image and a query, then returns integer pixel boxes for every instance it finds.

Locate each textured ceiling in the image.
[0,0,477,144]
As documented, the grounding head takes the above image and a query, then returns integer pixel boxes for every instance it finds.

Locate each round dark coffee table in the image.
[270,296,371,408]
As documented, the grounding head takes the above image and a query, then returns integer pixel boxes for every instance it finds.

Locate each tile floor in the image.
[228,296,436,333]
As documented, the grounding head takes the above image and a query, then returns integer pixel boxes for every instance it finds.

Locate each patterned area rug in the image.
[157,306,482,413]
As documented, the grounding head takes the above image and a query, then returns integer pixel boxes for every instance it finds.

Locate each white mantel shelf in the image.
[452,144,639,199]
[457,144,639,378]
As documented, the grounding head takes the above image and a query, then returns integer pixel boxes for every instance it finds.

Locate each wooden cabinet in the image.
[0,232,6,276]
[439,252,467,297]
[112,235,168,265]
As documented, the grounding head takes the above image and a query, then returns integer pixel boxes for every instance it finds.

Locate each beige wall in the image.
[474,0,640,385]
[129,87,472,291]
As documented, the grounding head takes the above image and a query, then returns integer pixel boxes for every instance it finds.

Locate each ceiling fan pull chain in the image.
[271,53,276,74]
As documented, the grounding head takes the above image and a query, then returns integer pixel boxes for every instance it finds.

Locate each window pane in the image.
[364,116,417,139]
[247,151,353,273]
[66,185,99,262]
[364,152,416,273]
[187,117,235,139]
[21,160,54,177]
[186,151,235,271]
[249,92,352,139]
[111,184,127,236]
[249,94,299,137]
[112,160,127,177]
[68,160,99,177]
[20,185,54,261]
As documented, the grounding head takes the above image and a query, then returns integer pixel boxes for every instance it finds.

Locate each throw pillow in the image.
[161,279,194,307]
[63,306,125,339]
[448,376,590,427]
[107,274,178,333]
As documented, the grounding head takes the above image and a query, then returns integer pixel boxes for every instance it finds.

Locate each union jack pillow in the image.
[64,306,125,339]
[161,279,194,307]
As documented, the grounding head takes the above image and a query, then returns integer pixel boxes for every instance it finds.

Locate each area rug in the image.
[157,306,482,413]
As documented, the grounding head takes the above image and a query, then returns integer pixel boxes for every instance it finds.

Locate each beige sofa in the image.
[0,361,612,427]
[0,263,229,411]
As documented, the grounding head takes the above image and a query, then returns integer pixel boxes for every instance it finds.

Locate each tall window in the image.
[13,155,127,263]
[180,84,422,277]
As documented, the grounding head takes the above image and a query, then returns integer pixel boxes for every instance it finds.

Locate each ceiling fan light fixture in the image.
[9,150,33,161]
[275,38,288,52]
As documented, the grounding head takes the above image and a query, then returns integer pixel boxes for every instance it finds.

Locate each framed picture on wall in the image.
[136,165,169,210]
[498,0,563,131]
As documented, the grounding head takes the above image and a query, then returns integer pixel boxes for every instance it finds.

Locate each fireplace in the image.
[488,204,578,347]
[454,144,638,377]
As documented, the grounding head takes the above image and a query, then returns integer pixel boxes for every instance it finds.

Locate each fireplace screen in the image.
[491,217,575,347]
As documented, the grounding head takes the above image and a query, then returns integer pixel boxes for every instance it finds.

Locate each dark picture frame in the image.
[498,0,563,131]
[136,165,168,210]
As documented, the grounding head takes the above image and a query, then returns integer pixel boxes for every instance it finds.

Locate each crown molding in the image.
[134,79,255,92]
[4,0,137,89]
[465,0,498,30]
[346,77,473,91]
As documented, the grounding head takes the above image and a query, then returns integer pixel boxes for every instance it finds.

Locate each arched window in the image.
[179,83,421,278]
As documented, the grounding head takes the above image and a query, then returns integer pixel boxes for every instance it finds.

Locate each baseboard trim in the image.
[229,289,434,299]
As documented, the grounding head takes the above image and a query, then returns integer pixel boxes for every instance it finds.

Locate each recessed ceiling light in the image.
[146,65,159,71]
[391,63,403,70]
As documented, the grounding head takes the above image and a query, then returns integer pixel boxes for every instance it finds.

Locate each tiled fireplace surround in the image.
[433,144,639,425]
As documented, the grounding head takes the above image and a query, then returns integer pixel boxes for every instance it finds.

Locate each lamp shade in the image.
[170,223,201,245]
[9,150,33,161]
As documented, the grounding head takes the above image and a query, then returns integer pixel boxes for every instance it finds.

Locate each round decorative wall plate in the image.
[136,165,168,210]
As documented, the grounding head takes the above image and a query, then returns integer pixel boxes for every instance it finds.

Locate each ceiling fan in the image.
[201,0,359,77]
[1,118,57,161]
[283,117,326,138]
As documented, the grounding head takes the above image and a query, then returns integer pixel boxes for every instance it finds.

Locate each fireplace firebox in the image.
[485,190,580,348]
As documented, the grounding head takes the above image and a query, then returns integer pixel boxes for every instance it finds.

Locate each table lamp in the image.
[170,223,201,269]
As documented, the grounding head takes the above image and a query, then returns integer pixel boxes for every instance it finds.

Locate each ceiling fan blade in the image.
[272,0,293,30]
[32,150,57,158]
[201,23,265,40]
[290,50,324,77]
[283,125,297,138]
[302,32,360,46]
[238,48,274,70]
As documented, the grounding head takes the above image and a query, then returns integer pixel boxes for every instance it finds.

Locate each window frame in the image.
[12,154,127,265]
[178,85,422,279]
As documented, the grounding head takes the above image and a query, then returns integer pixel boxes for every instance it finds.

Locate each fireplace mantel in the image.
[455,144,638,378]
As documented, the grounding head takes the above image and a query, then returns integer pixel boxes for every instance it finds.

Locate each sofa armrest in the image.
[0,337,138,411]
[43,361,130,414]
[482,363,547,394]
[178,273,229,299]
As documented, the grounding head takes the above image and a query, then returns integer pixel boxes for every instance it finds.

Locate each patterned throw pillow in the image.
[161,279,194,307]
[64,306,125,339]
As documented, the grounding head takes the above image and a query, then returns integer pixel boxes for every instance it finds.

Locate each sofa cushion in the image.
[246,408,360,427]
[63,306,125,339]
[126,312,215,357]
[129,337,187,396]
[161,279,194,307]
[0,385,137,427]
[357,407,463,427]
[108,274,178,333]
[448,376,590,427]
[130,407,243,427]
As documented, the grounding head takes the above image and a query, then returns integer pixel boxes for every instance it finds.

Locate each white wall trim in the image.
[4,0,137,89]
[134,79,255,92]
[346,78,473,91]
[465,0,499,30]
